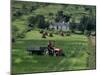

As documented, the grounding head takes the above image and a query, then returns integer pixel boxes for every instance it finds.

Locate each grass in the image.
[12,1,96,74]
[12,30,90,74]
[11,1,96,74]
[34,4,63,16]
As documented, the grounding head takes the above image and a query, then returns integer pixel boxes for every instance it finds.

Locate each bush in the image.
[40,30,44,34]
[61,32,64,36]
[26,27,33,32]
[44,32,48,36]
[84,30,91,37]
[12,37,15,43]
[16,32,25,38]
[49,33,53,37]
[66,31,71,36]
[42,33,46,38]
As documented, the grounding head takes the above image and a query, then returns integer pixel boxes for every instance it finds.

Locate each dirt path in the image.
[87,36,96,69]
[90,36,96,47]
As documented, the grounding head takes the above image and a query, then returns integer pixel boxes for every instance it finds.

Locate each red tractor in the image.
[47,40,65,56]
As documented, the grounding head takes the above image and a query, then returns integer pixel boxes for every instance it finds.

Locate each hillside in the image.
[12,1,96,74]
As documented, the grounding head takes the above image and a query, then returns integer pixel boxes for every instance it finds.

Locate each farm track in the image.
[90,36,96,47]
[87,36,96,69]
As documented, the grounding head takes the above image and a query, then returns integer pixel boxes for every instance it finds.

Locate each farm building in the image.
[49,21,70,31]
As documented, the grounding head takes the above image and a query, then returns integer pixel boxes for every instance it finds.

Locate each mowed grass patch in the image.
[12,30,89,73]
[24,31,87,41]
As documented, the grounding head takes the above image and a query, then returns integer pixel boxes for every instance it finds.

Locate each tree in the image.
[86,17,96,31]
[28,16,36,28]
[70,16,76,33]
[12,25,19,43]
[14,9,23,17]
[48,12,54,23]
[55,11,71,23]
[55,11,64,22]
[36,15,46,29]
[79,15,96,34]
[64,15,71,22]
[79,15,89,33]
[70,22,76,33]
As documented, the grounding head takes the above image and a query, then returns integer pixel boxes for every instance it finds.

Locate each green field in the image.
[12,1,96,74]
[12,30,90,74]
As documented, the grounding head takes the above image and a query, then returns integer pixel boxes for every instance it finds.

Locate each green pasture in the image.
[12,30,89,74]
[12,1,96,74]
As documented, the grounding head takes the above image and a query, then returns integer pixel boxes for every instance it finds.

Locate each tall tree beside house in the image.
[27,16,36,29]
[35,15,46,29]
[64,14,71,22]
[79,7,96,34]
[79,15,89,33]
[55,11,64,22]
